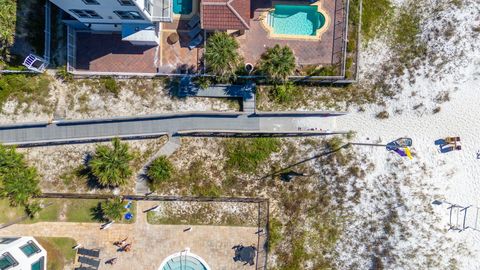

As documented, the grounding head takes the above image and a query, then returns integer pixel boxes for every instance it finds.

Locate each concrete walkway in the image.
[0,201,258,270]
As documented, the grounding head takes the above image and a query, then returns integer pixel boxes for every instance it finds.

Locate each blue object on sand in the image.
[125,212,133,220]
[394,148,407,157]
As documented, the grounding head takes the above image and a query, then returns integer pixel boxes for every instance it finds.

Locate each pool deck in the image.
[239,0,343,66]
[0,201,260,270]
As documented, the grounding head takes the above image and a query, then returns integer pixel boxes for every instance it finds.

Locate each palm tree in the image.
[0,144,25,175]
[0,167,41,206]
[204,32,242,81]
[258,44,296,82]
[101,197,126,221]
[147,156,174,191]
[89,138,133,187]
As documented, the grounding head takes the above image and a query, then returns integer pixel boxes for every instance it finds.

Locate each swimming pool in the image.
[268,4,326,37]
[159,253,210,270]
[173,0,193,15]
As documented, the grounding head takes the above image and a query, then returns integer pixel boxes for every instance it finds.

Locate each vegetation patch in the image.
[147,156,174,191]
[224,138,280,173]
[89,138,134,187]
[147,201,258,226]
[0,74,52,113]
[0,0,16,66]
[36,237,77,270]
[205,32,242,82]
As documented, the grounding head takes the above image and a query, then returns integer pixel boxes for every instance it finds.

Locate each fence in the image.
[37,193,270,268]
[43,1,51,64]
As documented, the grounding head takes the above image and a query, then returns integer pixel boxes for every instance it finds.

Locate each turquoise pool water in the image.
[269,5,326,36]
[162,255,208,270]
[173,0,193,15]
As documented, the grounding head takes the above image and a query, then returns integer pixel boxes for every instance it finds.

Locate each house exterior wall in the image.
[0,237,47,270]
[49,0,153,27]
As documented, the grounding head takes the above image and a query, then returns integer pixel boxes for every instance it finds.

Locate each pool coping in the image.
[158,250,212,270]
[260,0,331,41]
[172,0,199,20]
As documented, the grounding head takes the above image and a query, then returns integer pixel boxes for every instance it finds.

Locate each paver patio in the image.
[0,201,259,270]
[238,0,344,66]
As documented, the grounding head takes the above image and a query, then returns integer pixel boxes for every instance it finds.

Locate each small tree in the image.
[204,32,242,81]
[25,201,42,218]
[147,156,174,190]
[89,138,133,187]
[0,167,41,206]
[101,197,127,221]
[258,44,296,83]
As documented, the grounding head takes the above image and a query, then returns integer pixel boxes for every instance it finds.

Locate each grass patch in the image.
[146,202,258,226]
[0,74,52,112]
[65,199,102,223]
[392,4,427,68]
[353,0,393,42]
[224,138,280,173]
[36,237,77,270]
[0,199,25,223]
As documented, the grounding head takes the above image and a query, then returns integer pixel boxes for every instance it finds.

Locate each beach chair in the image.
[188,34,204,50]
[188,26,202,39]
[187,14,200,28]
[78,256,100,268]
[77,248,100,258]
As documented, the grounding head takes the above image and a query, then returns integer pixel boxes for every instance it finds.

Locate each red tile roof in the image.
[201,0,251,30]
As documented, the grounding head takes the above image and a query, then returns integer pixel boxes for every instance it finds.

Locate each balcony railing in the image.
[145,0,172,22]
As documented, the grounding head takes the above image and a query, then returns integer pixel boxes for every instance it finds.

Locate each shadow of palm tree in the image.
[261,143,351,180]
[81,152,108,190]
[90,202,107,223]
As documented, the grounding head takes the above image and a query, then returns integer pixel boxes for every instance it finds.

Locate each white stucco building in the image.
[49,0,172,44]
[0,237,46,270]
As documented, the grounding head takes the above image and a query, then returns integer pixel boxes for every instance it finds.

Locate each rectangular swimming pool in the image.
[269,4,325,36]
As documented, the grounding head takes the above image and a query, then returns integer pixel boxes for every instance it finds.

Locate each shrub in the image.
[375,110,389,119]
[26,201,42,218]
[0,0,16,64]
[272,81,297,103]
[204,32,242,81]
[268,218,283,250]
[194,76,212,89]
[0,74,51,107]
[147,156,174,191]
[224,138,280,173]
[0,144,41,206]
[101,77,120,97]
[89,138,133,187]
[257,44,295,82]
[101,197,127,221]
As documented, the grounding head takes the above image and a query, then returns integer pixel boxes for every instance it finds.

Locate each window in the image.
[0,238,18,245]
[82,0,100,5]
[144,0,152,14]
[0,253,18,270]
[114,10,143,20]
[31,257,44,270]
[20,241,41,257]
[70,9,102,19]
[117,0,135,6]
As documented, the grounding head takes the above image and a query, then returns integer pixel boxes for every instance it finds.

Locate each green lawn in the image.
[0,199,25,223]
[36,237,77,270]
[65,199,102,223]
[0,198,136,224]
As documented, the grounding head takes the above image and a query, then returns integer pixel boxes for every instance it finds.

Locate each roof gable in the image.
[201,0,251,30]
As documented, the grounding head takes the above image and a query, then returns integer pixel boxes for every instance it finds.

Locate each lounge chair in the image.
[187,14,200,28]
[188,34,204,50]
[78,256,100,268]
[77,248,100,258]
[188,26,202,39]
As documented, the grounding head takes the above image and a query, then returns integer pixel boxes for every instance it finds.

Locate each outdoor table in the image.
[239,246,256,264]
[168,33,179,44]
